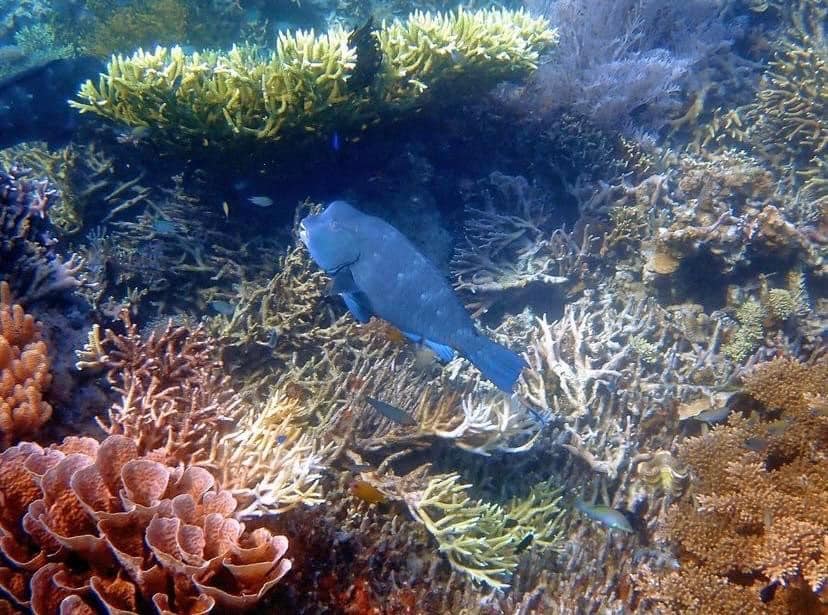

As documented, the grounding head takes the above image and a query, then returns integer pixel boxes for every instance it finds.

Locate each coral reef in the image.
[451,172,578,318]
[0,165,84,304]
[71,9,557,146]
[524,0,732,132]
[637,357,828,613]
[0,434,291,613]
[76,311,242,465]
[0,282,52,447]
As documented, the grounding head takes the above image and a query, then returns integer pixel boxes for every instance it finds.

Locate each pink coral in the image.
[0,435,290,613]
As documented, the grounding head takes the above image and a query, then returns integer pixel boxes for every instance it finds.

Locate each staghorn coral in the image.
[71,9,557,146]
[450,172,575,318]
[0,283,52,447]
[0,434,291,613]
[363,467,565,589]
[638,358,828,613]
[207,388,330,518]
[0,165,84,304]
[76,311,242,465]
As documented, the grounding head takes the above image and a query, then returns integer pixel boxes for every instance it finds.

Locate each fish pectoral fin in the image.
[423,339,455,363]
[401,331,455,363]
[328,267,360,296]
[342,292,373,323]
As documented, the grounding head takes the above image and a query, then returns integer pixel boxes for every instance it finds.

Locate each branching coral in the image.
[207,389,330,517]
[0,282,52,448]
[450,172,574,318]
[71,9,556,146]
[0,165,84,304]
[369,468,565,588]
[0,434,291,613]
[638,358,828,612]
[76,312,242,465]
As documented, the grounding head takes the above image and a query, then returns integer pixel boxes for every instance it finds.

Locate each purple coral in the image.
[523,0,731,133]
[0,164,84,304]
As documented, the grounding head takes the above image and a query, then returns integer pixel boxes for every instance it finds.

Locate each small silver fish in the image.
[210,300,235,316]
[575,498,634,533]
[365,396,418,426]
[692,405,732,425]
[247,195,274,207]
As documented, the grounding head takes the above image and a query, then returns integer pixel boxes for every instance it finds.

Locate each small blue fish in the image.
[248,195,274,208]
[152,219,177,235]
[331,131,341,152]
[210,300,235,316]
[575,498,634,533]
[365,396,418,426]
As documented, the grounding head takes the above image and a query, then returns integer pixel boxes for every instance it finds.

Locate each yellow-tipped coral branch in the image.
[70,8,557,145]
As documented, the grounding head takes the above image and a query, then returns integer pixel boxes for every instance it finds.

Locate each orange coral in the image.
[743,355,828,415]
[0,434,291,613]
[638,360,828,613]
[0,282,51,447]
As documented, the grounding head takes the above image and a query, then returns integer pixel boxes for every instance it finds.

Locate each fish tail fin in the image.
[464,336,526,393]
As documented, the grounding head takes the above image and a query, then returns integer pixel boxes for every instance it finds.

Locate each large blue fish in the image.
[299,200,526,392]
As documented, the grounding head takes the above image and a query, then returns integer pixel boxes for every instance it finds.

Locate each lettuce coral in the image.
[0,434,291,613]
[71,8,557,146]
[0,282,51,448]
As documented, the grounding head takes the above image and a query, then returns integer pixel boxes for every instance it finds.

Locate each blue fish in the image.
[574,498,634,533]
[299,201,526,392]
[331,131,341,152]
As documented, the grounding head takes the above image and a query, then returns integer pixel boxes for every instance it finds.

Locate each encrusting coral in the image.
[0,434,291,614]
[71,8,557,146]
[0,282,52,448]
[637,357,828,613]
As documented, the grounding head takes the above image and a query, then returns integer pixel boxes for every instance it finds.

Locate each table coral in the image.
[71,8,557,146]
[0,282,51,448]
[0,434,291,613]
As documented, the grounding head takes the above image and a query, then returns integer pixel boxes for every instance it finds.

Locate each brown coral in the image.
[743,355,828,415]
[638,360,828,613]
[0,434,291,613]
[76,311,242,465]
[0,282,51,447]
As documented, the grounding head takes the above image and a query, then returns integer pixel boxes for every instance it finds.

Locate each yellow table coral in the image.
[71,8,558,145]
